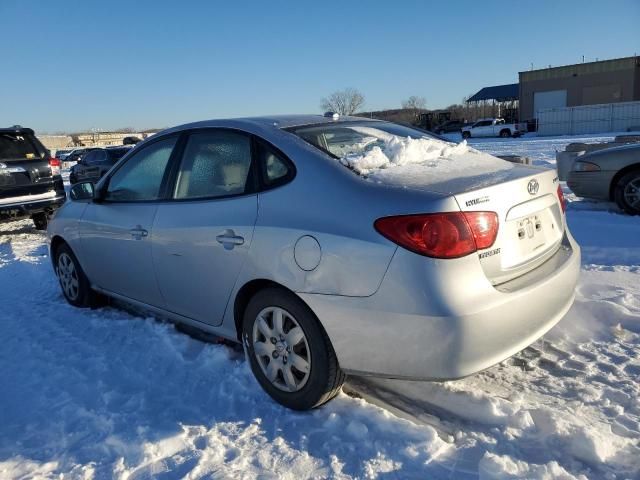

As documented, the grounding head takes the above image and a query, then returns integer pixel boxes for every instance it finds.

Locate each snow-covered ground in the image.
[1,133,639,479]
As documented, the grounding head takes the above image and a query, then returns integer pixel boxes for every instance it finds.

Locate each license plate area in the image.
[501,209,562,270]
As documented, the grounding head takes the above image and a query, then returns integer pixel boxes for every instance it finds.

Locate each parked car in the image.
[461,118,524,139]
[0,126,66,229]
[123,136,142,145]
[69,146,132,185]
[567,142,640,214]
[433,120,467,135]
[55,149,73,161]
[48,115,580,410]
[66,148,98,164]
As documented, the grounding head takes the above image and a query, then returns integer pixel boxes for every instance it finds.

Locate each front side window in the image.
[104,137,176,202]
[174,130,252,200]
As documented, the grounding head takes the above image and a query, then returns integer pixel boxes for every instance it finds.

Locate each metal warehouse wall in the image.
[519,57,640,122]
[537,100,640,136]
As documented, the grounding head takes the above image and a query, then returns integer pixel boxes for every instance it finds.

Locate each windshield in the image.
[0,133,43,160]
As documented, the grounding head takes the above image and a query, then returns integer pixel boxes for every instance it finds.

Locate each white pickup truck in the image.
[461,118,525,139]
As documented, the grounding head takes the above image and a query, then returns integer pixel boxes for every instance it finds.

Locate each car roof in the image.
[0,126,35,135]
[162,114,380,135]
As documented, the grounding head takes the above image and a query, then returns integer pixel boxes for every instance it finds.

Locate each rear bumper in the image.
[300,231,581,380]
[0,190,66,221]
[566,171,616,200]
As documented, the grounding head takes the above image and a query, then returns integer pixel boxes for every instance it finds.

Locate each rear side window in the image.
[104,137,176,202]
[174,131,253,200]
[0,134,42,160]
[256,142,293,187]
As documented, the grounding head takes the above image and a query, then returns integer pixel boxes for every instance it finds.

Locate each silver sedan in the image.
[47,115,580,410]
[567,143,640,214]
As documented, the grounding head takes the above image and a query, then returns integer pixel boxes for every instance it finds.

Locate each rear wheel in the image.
[462,131,471,139]
[243,288,345,410]
[614,169,640,215]
[54,243,94,307]
[499,129,511,138]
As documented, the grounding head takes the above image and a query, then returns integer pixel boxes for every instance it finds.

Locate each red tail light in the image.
[557,185,566,213]
[49,157,61,176]
[374,211,499,259]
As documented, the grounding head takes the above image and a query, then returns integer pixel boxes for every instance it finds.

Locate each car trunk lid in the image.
[453,168,564,284]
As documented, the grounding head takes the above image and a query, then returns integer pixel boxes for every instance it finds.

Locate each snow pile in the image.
[479,453,587,480]
[340,135,470,174]
[340,135,513,182]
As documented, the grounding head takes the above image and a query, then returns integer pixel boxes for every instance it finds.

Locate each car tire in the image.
[242,287,345,410]
[500,129,511,138]
[32,213,48,230]
[462,131,471,139]
[54,243,94,307]
[614,169,640,215]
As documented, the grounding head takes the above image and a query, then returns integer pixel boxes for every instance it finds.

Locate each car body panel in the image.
[152,195,258,326]
[300,230,580,379]
[79,202,166,308]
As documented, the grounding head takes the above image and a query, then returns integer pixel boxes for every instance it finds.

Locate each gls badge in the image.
[527,179,539,195]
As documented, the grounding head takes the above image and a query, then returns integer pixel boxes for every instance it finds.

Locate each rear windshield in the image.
[289,121,460,174]
[0,133,44,160]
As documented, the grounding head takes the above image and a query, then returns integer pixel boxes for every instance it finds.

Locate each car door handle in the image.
[130,226,148,240]
[216,230,244,248]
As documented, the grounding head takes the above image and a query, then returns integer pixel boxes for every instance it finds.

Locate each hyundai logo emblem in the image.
[527,179,539,195]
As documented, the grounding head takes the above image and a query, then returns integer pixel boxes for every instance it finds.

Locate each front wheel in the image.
[243,288,345,410]
[614,169,640,215]
[462,131,471,139]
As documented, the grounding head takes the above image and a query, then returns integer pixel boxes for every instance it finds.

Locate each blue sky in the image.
[1,0,638,133]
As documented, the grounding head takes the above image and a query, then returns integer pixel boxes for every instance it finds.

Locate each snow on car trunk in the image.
[337,131,567,284]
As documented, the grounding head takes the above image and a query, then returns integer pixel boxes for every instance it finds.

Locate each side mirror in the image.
[69,181,96,201]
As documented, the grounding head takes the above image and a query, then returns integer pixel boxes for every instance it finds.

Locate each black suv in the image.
[69,146,132,185]
[0,126,66,229]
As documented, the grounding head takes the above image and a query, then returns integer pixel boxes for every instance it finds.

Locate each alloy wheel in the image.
[623,176,640,210]
[252,306,311,392]
[57,252,79,301]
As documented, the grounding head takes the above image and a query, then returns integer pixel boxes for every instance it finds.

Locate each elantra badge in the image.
[527,179,539,195]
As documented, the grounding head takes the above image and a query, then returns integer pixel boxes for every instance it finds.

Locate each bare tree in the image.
[320,88,365,115]
[401,96,427,111]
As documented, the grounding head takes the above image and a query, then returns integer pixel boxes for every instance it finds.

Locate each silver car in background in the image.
[47,115,580,410]
[567,142,640,214]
